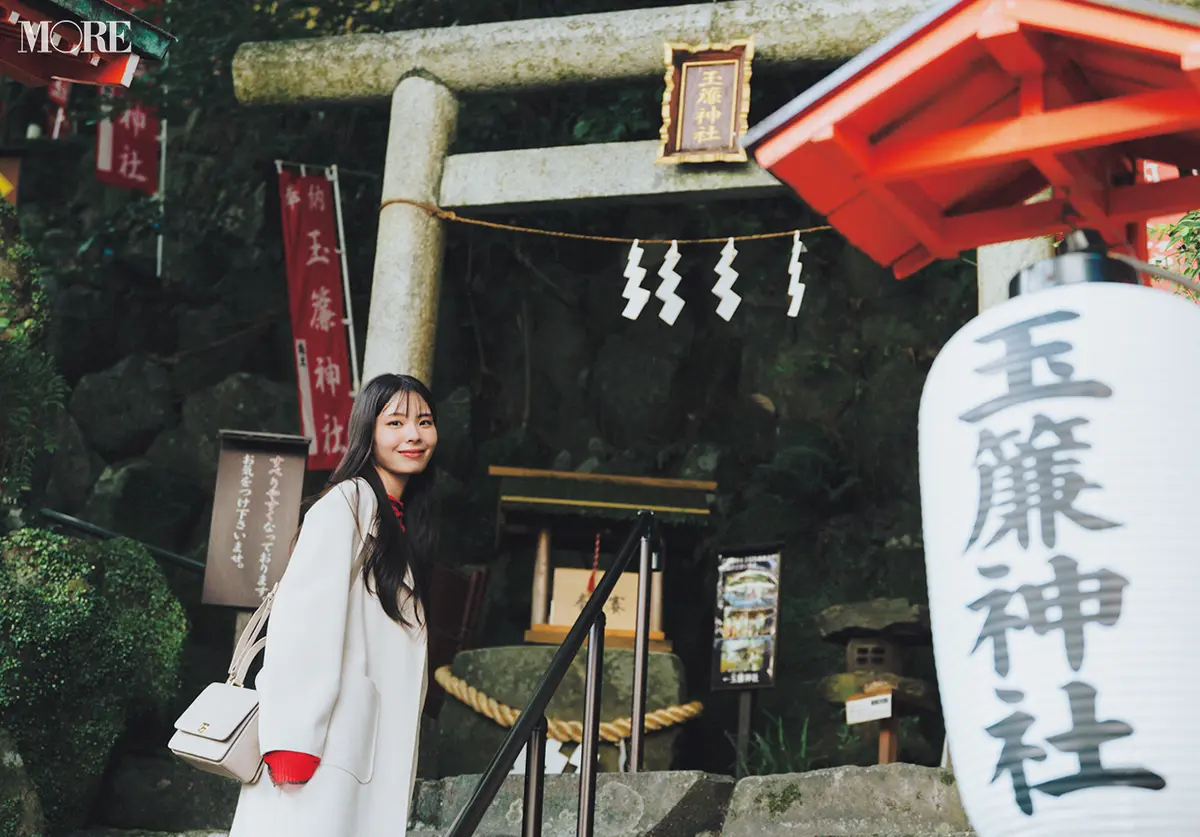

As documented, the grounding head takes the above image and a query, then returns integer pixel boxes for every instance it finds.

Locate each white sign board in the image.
[920,282,1200,837]
[846,691,893,725]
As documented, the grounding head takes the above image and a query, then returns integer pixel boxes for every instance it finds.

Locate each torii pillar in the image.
[361,75,458,386]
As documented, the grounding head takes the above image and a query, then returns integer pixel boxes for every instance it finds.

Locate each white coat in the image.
[230,477,428,837]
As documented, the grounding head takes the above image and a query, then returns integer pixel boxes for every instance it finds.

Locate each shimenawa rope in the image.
[381,197,832,245]
[434,665,703,744]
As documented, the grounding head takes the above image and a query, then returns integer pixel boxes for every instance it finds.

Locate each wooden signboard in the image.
[846,685,899,765]
[546,566,665,645]
[657,40,754,165]
[846,690,894,725]
[202,430,310,609]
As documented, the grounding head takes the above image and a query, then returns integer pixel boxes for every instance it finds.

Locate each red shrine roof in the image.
[744,0,1200,279]
[0,0,173,88]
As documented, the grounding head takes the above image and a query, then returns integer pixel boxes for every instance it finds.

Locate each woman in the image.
[230,373,438,837]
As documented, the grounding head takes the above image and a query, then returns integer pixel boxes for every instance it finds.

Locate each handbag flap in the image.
[174,682,259,741]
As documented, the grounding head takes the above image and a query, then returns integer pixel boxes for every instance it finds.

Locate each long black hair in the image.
[320,373,438,627]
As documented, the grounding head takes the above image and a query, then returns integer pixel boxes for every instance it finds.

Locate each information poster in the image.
[711,544,782,690]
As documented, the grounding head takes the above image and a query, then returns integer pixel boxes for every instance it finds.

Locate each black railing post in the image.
[577,614,605,837]
[628,514,654,773]
[443,514,651,837]
[523,716,548,837]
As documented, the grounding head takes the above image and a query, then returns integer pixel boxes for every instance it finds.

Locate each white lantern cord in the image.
[1107,252,1200,294]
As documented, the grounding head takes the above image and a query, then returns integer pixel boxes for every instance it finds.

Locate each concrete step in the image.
[87,756,973,837]
[73,832,228,837]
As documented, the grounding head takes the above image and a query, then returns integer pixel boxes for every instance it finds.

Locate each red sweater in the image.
[264,495,405,786]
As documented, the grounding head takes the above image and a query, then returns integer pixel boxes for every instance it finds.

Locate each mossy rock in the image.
[818,671,940,714]
[0,528,188,836]
[438,646,687,776]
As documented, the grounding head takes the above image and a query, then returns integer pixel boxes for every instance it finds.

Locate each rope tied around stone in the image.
[380,197,832,245]
[434,665,704,745]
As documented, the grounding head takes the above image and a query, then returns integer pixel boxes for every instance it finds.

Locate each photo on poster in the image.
[710,544,782,690]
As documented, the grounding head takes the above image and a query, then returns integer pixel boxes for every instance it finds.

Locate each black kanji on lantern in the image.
[969,556,1127,675]
[986,699,1046,815]
[967,416,1121,553]
[959,306,1164,816]
[959,311,1112,425]
[988,683,1165,815]
[1036,681,1166,799]
[1022,557,1126,671]
[968,574,1027,678]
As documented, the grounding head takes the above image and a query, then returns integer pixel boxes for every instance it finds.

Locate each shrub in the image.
[0,528,187,835]
[0,200,65,508]
[0,343,64,508]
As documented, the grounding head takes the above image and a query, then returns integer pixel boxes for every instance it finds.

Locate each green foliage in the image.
[0,344,64,508]
[0,202,64,508]
[737,714,816,777]
[1163,213,1200,303]
[0,799,39,837]
[0,529,187,835]
[0,201,47,344]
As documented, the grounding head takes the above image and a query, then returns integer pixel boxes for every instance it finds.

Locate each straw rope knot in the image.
[433,665,704,745]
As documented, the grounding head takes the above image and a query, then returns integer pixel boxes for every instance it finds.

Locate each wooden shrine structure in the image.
[0,0,173,88]
[489,466,715,653]
[744,0,1200,279]
[425,562,489,717]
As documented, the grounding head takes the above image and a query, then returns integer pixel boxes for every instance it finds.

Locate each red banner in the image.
[95,88,159,195]
[278,169,354,471]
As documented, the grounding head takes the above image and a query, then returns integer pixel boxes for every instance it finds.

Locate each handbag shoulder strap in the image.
[226,546,370,687]
[227,583,278,686]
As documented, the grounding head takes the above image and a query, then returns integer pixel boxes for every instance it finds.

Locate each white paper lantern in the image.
[919,280,1200,837]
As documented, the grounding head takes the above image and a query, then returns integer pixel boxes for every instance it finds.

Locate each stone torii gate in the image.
[229,0,931,384]
[230,0,1132,385]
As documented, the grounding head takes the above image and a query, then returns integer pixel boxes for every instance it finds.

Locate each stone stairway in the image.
[71,756,974,837]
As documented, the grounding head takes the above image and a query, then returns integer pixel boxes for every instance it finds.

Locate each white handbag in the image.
[168,585,277,784]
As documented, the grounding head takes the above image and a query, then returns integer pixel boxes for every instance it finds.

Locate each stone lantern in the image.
[816,597,939,763]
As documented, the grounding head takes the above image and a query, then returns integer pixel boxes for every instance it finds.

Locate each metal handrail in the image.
[38,507,207,573]
[445,509,660,837]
